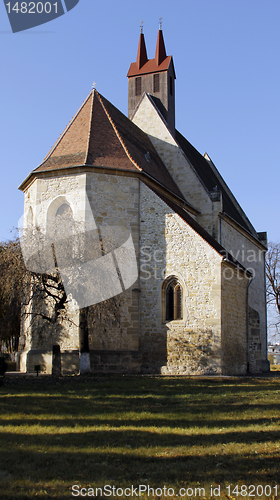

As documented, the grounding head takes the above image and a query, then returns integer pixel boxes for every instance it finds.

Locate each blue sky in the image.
[0,0,279,244]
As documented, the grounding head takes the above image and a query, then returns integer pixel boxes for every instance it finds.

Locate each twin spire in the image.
[137,32,148,69]
[127,23,175,134]
[136,25,167,70]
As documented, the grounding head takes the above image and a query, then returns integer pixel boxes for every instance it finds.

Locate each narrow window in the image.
[170,76,173,96]
[165,279,182,321]
[153,73,160,93]
[135,77,142,96]
[54,203,73,239]
[166,284,174,321]
[26,206,33,226]
[175,284,182,320]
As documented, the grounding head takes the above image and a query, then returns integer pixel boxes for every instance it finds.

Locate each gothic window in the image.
[153,73,160,93]
[135,77,142,96]
[165,279,183,321]
[26,206,33,226]
[54,203,73,239]
[55,203,72,218]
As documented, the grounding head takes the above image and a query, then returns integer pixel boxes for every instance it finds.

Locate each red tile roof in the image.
[20,90,185,202]
[175,130,258,237]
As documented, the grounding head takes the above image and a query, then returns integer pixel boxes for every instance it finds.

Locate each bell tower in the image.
[127,25,176,136]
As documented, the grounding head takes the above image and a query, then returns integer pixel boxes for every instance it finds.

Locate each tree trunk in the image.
[79,307,91,375]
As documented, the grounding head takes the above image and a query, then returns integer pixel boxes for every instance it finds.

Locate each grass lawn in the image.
[0,375,280,499]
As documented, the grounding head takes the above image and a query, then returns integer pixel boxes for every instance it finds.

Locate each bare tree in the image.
[0,236,70,353]
[266,242,280,339]
[0,238,26,353]
[2,208,136,374]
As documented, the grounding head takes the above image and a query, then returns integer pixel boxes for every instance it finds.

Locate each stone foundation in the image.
[90,350,142,373]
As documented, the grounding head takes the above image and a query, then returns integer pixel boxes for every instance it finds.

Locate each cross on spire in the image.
[159,16,162,30]
[140,19,143,33]
[92,81,96,90]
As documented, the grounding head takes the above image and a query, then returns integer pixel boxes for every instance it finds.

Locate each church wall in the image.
[139,182,223,375]
[86,172,141,371]
[220,218,268,369]
[132,95,220,237]
[20,175,85,373]
[20,172,141,374]
[221,262,248,375]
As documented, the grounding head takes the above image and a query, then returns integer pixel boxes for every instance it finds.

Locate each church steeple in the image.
[155,28,167,66]
[137,31,148,69]
[127,26,176,136]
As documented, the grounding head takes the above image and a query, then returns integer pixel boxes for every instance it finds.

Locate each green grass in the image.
[0,375,280,499]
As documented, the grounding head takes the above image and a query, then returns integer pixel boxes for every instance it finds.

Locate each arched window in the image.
[26,206,33,227]
[53,203,74,241]
[165,279,183,321]
[55,203,72,218]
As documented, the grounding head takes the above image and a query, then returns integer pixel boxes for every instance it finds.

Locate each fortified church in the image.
[18,28,269,375]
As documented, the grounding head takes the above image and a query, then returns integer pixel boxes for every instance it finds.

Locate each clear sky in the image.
[0,0,279,244]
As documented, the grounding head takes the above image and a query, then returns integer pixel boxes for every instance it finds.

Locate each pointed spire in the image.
[136,25,148,70]
[155,28,167,66]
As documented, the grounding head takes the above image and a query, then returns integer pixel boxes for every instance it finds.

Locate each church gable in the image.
[132,93,215,225]
[132,88,263,246]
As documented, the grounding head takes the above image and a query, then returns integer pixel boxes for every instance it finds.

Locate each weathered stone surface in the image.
[139,183,223,375]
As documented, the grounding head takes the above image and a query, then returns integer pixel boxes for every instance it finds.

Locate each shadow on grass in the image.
[0,426,279,450]
[0,444,279,487]
[0,411,279,429]
[0,376,280,499]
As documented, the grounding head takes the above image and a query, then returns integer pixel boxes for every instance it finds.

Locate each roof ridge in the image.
[203,153,257,237]
[37,91,93,170]
[84,91,95,165]
[175,130,212,196]
[96,92,142,172]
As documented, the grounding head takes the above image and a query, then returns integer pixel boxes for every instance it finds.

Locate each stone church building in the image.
[18,28,269,375]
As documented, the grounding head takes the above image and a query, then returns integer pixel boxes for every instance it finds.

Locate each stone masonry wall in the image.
[87,172,140,356]
[248,307,262,374]
[20,171,141,373]
[221,218,268,369]
[21,174,85,358]
[139,182,223,374]
[221,262,248,375]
